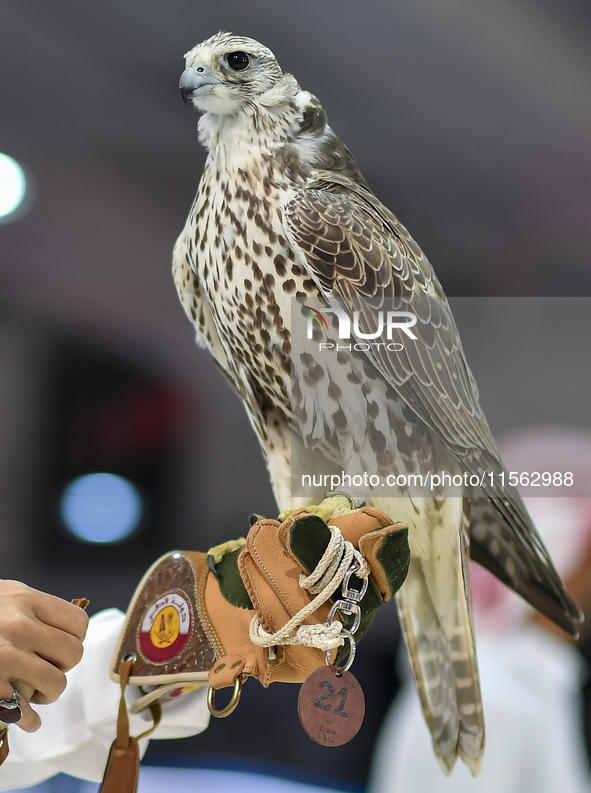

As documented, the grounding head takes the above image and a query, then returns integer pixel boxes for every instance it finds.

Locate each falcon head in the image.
[180,32,284,116]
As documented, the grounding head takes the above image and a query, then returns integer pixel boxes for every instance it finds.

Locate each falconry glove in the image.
[102,507,409,791]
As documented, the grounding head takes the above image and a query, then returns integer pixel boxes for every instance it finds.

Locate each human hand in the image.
[0,581,89,731]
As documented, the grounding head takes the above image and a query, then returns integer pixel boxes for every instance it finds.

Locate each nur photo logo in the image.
[302,305,418,352]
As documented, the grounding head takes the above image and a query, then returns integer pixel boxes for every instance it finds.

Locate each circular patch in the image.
[139,592,193,663]
[298,666,365,746]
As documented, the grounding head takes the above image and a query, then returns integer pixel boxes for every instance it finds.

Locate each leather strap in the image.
[97,735,140,793]
[208,655,246,690]
[98,659,161,793]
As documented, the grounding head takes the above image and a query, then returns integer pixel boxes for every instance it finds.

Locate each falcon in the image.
[173,32,581,774]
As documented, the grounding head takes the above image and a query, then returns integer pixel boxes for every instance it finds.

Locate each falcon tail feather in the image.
[396,542,484,775]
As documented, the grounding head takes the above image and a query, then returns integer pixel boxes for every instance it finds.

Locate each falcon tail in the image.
[396,515,484,775]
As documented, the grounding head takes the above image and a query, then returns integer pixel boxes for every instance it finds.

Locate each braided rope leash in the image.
[249,525,370,656]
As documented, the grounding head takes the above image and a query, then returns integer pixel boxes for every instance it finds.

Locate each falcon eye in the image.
[227,51,250,71]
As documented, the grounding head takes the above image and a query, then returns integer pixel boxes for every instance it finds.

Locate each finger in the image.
[27,658,68,705]
[14,696,41,733]
[29,622,84,673]
[0,681,40,733]
[1,652,67,706]
[0,608,84,674]
[30,590,89,641]
[0,676,14,700]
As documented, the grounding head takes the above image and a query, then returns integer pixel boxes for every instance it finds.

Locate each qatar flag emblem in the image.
[139,591,193,663]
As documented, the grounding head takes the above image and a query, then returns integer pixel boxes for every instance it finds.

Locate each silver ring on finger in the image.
[0,689,23,724]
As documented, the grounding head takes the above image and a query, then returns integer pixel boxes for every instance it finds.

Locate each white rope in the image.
[249,525,370,654]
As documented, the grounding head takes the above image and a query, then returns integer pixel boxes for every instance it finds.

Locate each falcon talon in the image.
[206,554,221,579]
[307,495,357,521]
[327,489,365,510]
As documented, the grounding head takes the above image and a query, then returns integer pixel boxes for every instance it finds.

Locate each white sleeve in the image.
[0,609,211,789]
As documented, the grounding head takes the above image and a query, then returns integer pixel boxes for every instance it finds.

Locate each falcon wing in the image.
[285,178,494,455]
[283,177,581,635]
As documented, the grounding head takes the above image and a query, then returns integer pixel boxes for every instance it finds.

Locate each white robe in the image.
[370,627,591,793]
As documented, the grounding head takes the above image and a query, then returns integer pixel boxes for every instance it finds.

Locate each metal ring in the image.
[0,689,23,724]
[343,564,369,602]
[328,599,362,634]
[207,677,242,718]
[325,629,356,672]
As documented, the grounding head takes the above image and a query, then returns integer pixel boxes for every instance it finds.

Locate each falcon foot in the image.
[279,492,363,523]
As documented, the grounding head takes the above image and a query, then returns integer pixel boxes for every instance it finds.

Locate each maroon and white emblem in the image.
[139,591,193,663]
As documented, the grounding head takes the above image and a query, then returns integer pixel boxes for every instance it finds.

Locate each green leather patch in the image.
[376,526,411,598]
[289,514,332,572]
[214,548,253,609]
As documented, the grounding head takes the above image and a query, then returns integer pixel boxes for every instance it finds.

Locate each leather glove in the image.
[110,506,410,714]
[101,507,410,792]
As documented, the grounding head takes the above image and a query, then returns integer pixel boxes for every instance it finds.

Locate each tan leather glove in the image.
[102,507,410,792]
[110,506,409,715]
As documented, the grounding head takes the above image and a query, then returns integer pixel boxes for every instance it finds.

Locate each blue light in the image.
[60,473,143,543]
[0,153,27,222]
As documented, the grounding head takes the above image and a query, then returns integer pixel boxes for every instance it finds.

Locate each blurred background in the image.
[1,0,590,790]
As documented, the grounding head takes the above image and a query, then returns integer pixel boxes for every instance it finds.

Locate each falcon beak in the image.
[179,66,221,104]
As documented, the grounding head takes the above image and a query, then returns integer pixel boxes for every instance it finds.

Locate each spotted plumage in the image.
[174,32,581,774]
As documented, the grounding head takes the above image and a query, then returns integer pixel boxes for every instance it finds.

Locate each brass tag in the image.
[297,666,365,747]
